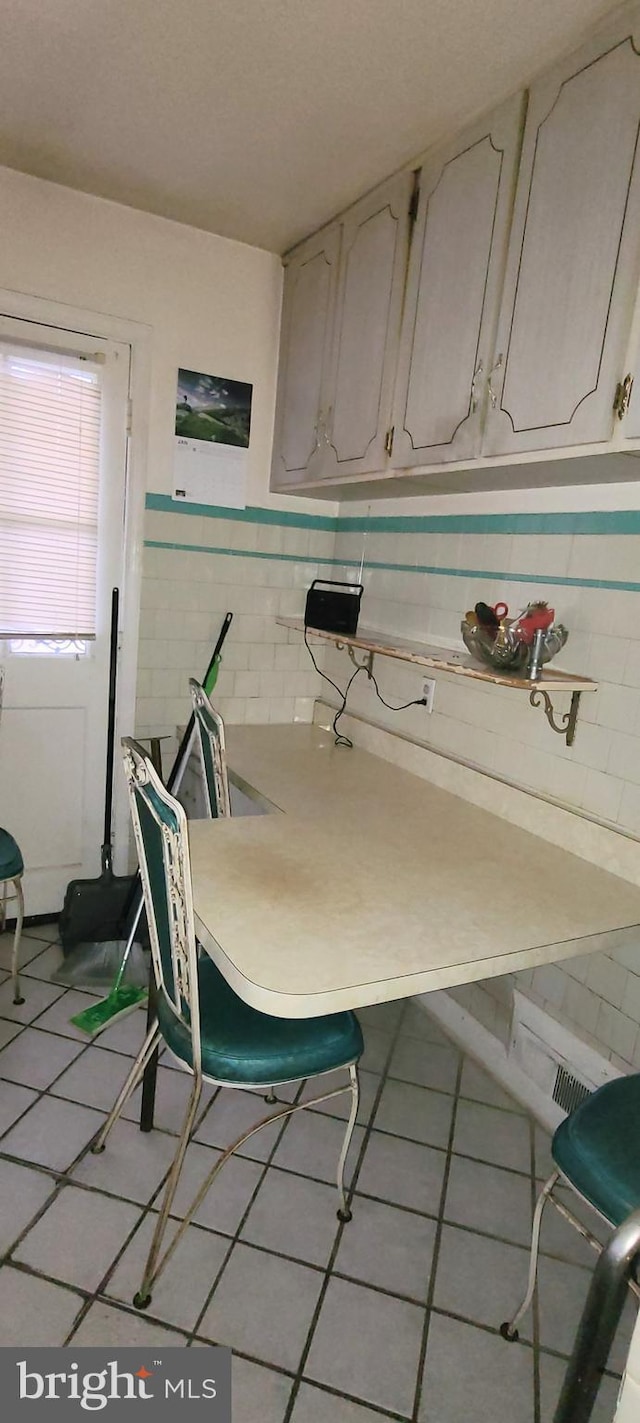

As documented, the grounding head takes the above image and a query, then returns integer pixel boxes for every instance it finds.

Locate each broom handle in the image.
[166,611,233,794]
[116,612,234,972]
[103,588,120,853]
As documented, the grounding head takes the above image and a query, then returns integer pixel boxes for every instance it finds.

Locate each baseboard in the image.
[413,989,565,1133]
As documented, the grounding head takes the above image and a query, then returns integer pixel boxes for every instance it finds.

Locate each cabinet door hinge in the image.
[613,373,634,420]
[384,425,395,456]
[125,397,133,436]
[408,174,420,226]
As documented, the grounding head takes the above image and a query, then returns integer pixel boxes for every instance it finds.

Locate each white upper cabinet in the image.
[270,224,341,488]
[319,171,414,479]
[483,13,640,457]
[392,96,524,468]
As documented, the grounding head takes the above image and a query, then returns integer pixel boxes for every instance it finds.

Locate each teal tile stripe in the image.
[144,540,640,594]
[337,510,640,535]
[145,492,640,536]
[144,539,337,568]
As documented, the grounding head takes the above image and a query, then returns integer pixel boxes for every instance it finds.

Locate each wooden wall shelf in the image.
[277,617,597,746]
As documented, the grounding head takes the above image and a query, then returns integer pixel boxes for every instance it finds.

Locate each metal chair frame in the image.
[189,678,231,820]
[92,739,360,1311]
[0,871,24,1005]
[0,671,25,1005]
[502,1169,640,1341]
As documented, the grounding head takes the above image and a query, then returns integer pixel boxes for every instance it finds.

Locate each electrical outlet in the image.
[422,678,436,714]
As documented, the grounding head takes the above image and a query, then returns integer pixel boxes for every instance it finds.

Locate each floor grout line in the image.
[411,1048,464,1422]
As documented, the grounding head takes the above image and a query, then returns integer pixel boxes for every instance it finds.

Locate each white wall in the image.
[2,164,287,507]
[0,164,338,738]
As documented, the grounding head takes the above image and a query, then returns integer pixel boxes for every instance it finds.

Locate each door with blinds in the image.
[0,317,130,915]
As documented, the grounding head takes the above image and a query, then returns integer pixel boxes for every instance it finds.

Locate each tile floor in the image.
[0,923,636,1422]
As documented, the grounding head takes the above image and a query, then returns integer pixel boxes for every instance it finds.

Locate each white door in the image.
[482,11,640,457]
[392,95,524,467]
[270,224,341,490]
[0,317,130,915]
[321,170,413,478]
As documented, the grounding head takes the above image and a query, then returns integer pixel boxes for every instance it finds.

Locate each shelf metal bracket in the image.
[529,688,581,747]
[342,643,374,678]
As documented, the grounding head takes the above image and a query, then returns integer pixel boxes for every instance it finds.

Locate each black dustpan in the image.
[58,588,137,951]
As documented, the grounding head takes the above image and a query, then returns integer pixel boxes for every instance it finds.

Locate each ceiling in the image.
[0,0,624,253]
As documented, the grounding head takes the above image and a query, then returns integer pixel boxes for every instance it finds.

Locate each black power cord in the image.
[304,627,427,747]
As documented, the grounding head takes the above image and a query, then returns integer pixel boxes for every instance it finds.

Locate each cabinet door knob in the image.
[487,353,504,410]
[470,360,484,413]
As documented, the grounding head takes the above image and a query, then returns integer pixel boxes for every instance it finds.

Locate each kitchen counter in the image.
[187,724,640,1017]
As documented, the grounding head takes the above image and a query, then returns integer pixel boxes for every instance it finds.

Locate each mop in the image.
[58,613,233,1034]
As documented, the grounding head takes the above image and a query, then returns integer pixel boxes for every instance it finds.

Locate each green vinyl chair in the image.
[91,738,363,1310]
[0,828,25,1005]
[189,677,231,819]
[501,1074,640,1341]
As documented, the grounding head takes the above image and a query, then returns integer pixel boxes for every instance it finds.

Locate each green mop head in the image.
[203,655,220,695]
[70,982,148,1037]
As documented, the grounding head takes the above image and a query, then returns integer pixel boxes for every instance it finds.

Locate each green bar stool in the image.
[91,739,363,1312]
[0,828,25,1004]
[501,1073,640,1341]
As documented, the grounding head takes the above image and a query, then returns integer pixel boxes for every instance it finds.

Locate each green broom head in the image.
[70,983,148,1037]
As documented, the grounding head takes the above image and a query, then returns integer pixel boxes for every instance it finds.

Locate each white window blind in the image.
[0,342,102,639]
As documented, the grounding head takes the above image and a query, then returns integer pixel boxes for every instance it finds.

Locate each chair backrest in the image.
[189,678,231,820]
[122,737,202,1073]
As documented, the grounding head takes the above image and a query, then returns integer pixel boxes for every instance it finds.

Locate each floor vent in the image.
[511,991,620,1116]
[552,1064,592,1115]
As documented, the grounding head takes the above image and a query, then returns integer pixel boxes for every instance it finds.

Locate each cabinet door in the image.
[270,225,341,488]
[483,13,640,457]
[320,171,413,478]
[392,96,524,468]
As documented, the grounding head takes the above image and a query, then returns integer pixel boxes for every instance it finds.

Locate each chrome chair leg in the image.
[131,1065,360,1308]
[501,1171,559,1340]
[91,1022,162,1153]
[133,1073,203,1310]
[11,876,24,1005]
[264,1086,277,1103]
[336,1064,359,1222]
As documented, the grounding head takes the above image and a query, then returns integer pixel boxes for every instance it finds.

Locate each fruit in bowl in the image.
[461,601,569,673]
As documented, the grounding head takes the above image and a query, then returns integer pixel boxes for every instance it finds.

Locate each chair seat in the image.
[157,954,364,1086]
[0,828,23,881]
[553,1073,640,1228]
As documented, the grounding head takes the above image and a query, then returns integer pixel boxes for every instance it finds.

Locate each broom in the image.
[69,612,233,1036]
[57,588,138,959]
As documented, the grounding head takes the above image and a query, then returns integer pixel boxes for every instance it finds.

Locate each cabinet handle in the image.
[487,353,504,410]
[613,374,634,420]
[470,360,484,413]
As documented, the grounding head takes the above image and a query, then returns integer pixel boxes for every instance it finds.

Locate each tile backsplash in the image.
[328,509,640,837]
[135,497,335,753]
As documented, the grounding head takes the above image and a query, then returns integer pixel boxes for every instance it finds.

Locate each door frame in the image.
[0,286,151,876]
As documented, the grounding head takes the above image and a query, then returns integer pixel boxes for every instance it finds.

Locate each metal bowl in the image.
[460,619,569,673]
